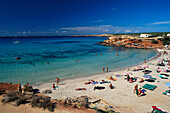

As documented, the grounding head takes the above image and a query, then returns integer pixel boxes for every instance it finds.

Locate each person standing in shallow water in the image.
[106,66,108,72]
[103,67,105,72]
[56,77,60,86]
[144,59,146,63]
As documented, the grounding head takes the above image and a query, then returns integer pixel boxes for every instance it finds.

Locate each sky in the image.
[0,0,170,36]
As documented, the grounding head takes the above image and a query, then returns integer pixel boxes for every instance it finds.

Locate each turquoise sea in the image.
[0,36,157,84]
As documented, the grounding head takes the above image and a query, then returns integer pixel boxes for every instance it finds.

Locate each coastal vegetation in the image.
[163,36,170,45]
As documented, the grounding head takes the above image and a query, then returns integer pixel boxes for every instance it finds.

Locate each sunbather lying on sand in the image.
[76,88,86,91]
[139,78,144,83]
[94,86,105,90]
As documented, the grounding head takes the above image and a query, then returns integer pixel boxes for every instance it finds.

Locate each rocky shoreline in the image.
[98,35,165,49]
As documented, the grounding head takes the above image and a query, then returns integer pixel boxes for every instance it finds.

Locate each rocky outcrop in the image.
[0,83,21,94]
[99,35,165,49]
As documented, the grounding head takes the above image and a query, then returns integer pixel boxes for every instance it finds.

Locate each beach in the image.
[33,49,170,113]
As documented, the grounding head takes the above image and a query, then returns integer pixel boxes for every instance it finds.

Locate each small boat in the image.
[13,41,21,44]
[15,57,21,60]
[13,35,21,44]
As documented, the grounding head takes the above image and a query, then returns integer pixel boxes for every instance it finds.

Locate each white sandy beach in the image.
[34,50,170,113]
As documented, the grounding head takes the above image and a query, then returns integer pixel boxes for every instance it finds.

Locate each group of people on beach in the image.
[134,84,145,97]
[52,77,60,90]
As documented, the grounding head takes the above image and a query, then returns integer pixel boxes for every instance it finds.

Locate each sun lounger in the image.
[150,77,156,80]
[142,84,157,90]
[166,90,170,93]
[163,92,170,96]
[159,75,168,79]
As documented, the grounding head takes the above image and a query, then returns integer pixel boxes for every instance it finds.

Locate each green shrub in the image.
[30,96,54,112]
[16,97,28,106]
[163,36,170,45]
[151,40,158,44]
[1,91,21,104]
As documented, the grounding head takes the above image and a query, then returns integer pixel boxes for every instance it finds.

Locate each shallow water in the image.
[0,36,157,84]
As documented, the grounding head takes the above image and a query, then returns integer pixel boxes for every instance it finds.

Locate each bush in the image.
[163,36,170,45]
[151,40,158,44]
[1,91,21,104]
[16,97,28,106]
[42,89,52,94]
[1,91,28,106]
[30,96,54,112]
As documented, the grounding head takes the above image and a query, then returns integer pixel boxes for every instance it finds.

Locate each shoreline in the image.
[33,48,170,113]
[33,49,158,87]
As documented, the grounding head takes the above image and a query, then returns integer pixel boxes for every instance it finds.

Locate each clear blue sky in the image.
[0,0,170,36]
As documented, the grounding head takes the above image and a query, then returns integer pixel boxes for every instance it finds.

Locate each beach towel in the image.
[94,86,105,90]
[92,82,98,84]
[115,75,122,77]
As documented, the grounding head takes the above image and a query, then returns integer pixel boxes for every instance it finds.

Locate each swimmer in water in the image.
[116,50,119,56]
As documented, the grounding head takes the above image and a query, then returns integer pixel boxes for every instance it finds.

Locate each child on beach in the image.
[52,84,56,90]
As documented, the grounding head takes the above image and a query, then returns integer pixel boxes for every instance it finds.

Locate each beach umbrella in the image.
[165,66,170,69]
[152,106,168,113]
[165,56,170,59]
[157,69,167,72]
[143,74,152,78]
[124,71,133,75]
[157,59,161,62]
[165,82,170,87]
[141,65,149,69]
[137,65,142,69]
[137,65,149,69]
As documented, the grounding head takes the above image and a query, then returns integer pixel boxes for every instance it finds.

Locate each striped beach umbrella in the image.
[141,65,149,69]
[157,69,167,72]
[124,71,133,75]
[165,66,170,69]
[157,59,161,62]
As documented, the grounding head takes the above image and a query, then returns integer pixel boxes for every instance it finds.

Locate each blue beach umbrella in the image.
[143,75,152,78]
[165,82,170,87]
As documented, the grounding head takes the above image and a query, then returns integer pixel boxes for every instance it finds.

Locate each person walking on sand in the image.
[103,67,105,72]
[56,77,60,86]
[134,84,138,95]
[106,66,108,72]
[138,88,142,96]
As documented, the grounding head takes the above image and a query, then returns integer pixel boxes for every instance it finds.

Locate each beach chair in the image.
[150,77,156,80]
[163,92,170,96]
[159,75,168,79]
[166,90,170,93]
